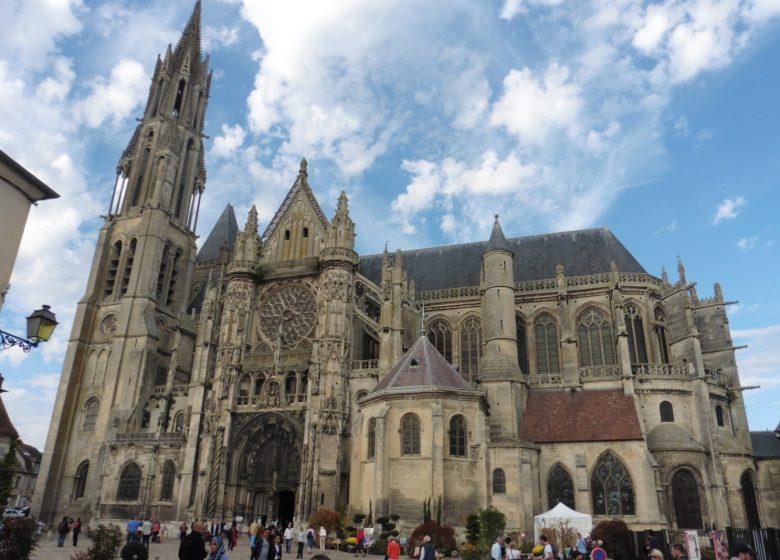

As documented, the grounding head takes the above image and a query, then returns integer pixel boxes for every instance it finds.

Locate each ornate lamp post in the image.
[0,304,58,352]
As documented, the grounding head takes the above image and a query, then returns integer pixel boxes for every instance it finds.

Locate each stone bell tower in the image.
[33,1,211,523]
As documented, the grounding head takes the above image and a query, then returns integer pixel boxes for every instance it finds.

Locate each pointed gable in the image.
[261,159,330,263]
[365,336,483,401]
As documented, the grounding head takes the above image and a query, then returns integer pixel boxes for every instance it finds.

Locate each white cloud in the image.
[737,236,758,250]
[733,324,780,389]
[490,63,582,145]
[73,58,148,128]
[654,220,678,235]
[714,195,747,224]
[3,374,60,450]
[204,25,240,51]
[212,123,247,160]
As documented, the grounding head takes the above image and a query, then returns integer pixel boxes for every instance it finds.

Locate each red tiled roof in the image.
[0,395,19,439]
[519,389,642,443]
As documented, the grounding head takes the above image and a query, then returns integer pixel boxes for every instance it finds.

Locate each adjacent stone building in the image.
[33,1,769,536]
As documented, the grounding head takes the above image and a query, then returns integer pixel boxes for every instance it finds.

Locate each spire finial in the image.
[420,303,426,337]
[175,0,203,57]
[661,265,669,285]
[299,157,308,177]
[677,255,686,285]
[246,204,258,233]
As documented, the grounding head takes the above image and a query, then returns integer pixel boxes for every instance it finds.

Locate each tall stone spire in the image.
[174,0,203,58]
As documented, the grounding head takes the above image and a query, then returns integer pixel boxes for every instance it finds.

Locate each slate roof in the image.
[358,227,646,292]
[0,395,19,439]
[519,390,643,443]
[197,204,238,262]
[366,335,482,399]
[486,215,512,253]
[750,431,780,459]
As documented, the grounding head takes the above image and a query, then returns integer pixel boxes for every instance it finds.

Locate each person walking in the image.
[670,544,688,560]
[296,527,306,559]
[208,536,229,560]
[142,517,153,548]
[179,520,207,560]
[491,536,504,560]
[272,534,284,560]
[127,516,140,545]
[71,517,82,547]
[306,526,315,554]
[284,522,294,553]
[318,526,327,551]
[355,528,365,557]
[420,535,436,560]
[57,516,70,547]
[229,522,238,551]
[387,536,401,560]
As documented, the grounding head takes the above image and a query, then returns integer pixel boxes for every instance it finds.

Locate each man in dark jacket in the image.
[180,521,207,560]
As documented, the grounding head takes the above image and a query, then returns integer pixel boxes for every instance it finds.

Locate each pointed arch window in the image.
[72,461,89,500]
[173,412,185,433]
[578,308,617,367]
[653,307,670,364]
[131,135,152,207]
[741,470,761,528]
[715,405,725,427]
[427,319,452,363]
[367,418,376,460]
[120,238,136,296]
[548,464,575,509]
[151,78,165,117]
[459,317,481,382]
[625,303,648,364]
[173,79,186,117]
[160,460,176,501]
[156,245,171,301]
[660,401,674,422]
[104,240,122,297]
[534,313,560,375]
[516,314,529,374]
[176,140,195,219]
[83,398,99,432]
[449,415,467,457]
[672,469,703,529]
[166,250,181,306]
[591,451,635,515]
[116,462,142,501]
[492,469,506,494]
[141,409,151,429]
[401,413,421,456]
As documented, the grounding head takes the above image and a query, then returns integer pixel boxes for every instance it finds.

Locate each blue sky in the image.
[0,0,779,449]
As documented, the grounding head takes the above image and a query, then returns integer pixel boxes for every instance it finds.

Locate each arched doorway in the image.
[741,470,761,528]
[672,469,703,529]
[232,414,301,524]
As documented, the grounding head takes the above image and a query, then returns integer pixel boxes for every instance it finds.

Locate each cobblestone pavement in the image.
[33,535,361,560]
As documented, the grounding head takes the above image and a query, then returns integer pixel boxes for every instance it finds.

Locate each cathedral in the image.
[32,2,776,536]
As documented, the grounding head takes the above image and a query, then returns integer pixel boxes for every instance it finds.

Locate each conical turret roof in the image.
[486,214,512,253]
[197,203,238,261]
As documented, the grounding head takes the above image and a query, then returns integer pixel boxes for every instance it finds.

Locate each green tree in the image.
[465,513,480,545]
[0,437,19,506]
[0,516,39,560]
[85,524,123,560]
[478,506,506,546]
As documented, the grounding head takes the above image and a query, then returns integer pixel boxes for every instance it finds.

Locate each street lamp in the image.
[0,305,58,352]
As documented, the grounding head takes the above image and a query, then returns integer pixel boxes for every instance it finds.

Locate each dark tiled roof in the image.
[750,431,780,459]
[358,227,646,292]
[197,204,238,262]
[368,335,479,397]
[0,396,19,439]
[519,389,643,443]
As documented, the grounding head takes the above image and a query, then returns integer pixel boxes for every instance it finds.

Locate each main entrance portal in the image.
[231,414,301,525]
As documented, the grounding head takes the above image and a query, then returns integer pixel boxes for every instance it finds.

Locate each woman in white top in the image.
[319,526,327,551]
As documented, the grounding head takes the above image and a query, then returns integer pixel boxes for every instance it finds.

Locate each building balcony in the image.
[535,373,563,385]
[579,365,622,381]
[351,359,379,372]
[632,363,693,379]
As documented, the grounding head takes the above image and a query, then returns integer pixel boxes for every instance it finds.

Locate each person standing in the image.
[319,526,327,551]
[229,522,238,551]
[387,536,401,560]
[420,535,436,560]
[127,516,140,545]
[306,526,315,553]
[505,538,521,560]
[142,518,153,548]
[355,527,365,557]
[671,544,688,560]
[491,536,504,560]
[208,537,229,560]
[272,534,284,560]
[57,516,70,547]
[152,519,161,543]
[179,520,207,560]
[284,522,294,553]
[296,526,306,559]
[71,517,82,547]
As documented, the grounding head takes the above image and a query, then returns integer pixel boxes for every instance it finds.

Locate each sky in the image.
[0,0,779,450]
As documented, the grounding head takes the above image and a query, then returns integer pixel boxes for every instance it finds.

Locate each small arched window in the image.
[367,418,376,460]
[591,451,634,515]
[104,240,122,297]
[534,313,560,375]
[401,413,421,456]
[83,398,99,432]
[427,319,453,362]
[672,469,703,529]
[577,308,617,367]
[116,462,142,501]
[173,412,185,433]
[156,244,171,301]
[120,238,137,295]
[303,227,309,238]
[284,229,291,240]
[166,250,181,307]
[548,464,575,509]
[141,409,151,429]
[660,401,675,422]
[160,460,175,501]
[72,461,89,500]
[715,405,725,427]
[492,469,506,494]
[459,317,481,382]
[449,415,467,457]
[625,303,648,364]
[517,314,529,374]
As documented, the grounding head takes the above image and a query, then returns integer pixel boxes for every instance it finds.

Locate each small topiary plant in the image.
[85,524,123,560]
[121,541,149,560]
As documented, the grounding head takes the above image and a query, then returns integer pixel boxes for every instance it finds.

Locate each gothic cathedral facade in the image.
[33,3,772,534]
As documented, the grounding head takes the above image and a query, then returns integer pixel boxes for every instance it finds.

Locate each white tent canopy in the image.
[533,502,593,544]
